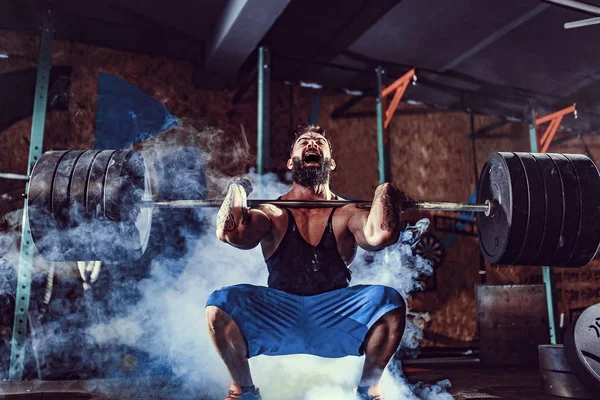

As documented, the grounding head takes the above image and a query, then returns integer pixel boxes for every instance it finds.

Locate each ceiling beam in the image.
[195,0,291,89]
[285,0,400,79]
[440,3,550,73]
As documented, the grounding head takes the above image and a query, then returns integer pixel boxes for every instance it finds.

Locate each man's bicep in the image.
[222,208,272,250]
[248,208,272,233]
[348,208,382,251]
[243,208,272,244]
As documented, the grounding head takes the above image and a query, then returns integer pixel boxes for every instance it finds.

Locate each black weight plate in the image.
[548,154,582,266]
[102,150,130,221]
[477,154,510,264]
[136,146,208,268]
[51,150,96,261]
[564,304,600,392]
[85,151,116,217]
[564,154,600,267]
[477,152,528,265]
[103,150,146,221]
[92,196,152,262]
[94,150,152,262]
[29,151,67,217]
[513,153,546,265]
[51,150,85,228]
[28,151,70,261]
[70,150,101,223]
[62,150,104,261]
[538,344,571,372]
[539,369,592,399]
[531,154,564,266]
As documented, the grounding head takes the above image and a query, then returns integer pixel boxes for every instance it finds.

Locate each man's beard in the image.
[291,156,332,187]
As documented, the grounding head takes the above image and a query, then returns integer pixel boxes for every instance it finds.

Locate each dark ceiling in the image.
[2,0,600,132]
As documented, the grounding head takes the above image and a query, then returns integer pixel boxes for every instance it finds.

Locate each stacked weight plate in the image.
[564,304,600,393]
[477,152,600,267]
[28,150,152,262]
[538,345,592,398]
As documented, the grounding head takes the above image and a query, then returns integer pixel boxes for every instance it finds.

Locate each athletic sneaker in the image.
[225,383,262,399]
[354,387,384,400]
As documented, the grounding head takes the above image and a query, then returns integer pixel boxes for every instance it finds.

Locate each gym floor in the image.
[0,361,570,399]
[405,363,564,400]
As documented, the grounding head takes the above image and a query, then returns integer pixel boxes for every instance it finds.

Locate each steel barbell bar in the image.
[146,199,493,215]
[25,149,600,267]
[3,170,494,214]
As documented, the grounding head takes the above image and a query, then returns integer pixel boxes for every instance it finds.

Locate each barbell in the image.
[25,149,600,267]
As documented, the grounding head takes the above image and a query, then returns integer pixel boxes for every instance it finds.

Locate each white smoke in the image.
[0,127,453,399]
[79,170,452,399]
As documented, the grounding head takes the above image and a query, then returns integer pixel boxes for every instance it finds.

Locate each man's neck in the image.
[288,182,335,200]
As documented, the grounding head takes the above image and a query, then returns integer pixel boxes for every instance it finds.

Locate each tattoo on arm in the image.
[224,214,236,231]
[217,185,250,232]
[374,185,399,232]
[217,189,236,232]
[238,184,250,226]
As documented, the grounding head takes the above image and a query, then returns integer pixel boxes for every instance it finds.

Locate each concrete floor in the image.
[404,364,576,400]
[0,362,590,399]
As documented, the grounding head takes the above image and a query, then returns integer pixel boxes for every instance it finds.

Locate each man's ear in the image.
[287,158,293,170]
[330,159,336,171]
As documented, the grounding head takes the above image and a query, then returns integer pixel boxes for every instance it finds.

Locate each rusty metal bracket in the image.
[382,68,417,128]
[536,104,577,153]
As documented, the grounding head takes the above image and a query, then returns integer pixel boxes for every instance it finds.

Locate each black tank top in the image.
[265,208,351,296]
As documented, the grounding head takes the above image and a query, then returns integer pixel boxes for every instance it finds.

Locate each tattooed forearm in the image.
[224,214,236,231]
[217,188,236,232]
[374,184,399,232]
[217,184,250,232]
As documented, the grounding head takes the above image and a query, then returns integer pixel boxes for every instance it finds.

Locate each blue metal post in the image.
[375,67,390,184]
[375,67,391,265]
[257,47,270,175]
[9,7,54,380]
[529,102,557,344]
[309,88,322,125]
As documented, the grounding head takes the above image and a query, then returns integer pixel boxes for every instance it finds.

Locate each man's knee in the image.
[206,305,232,330]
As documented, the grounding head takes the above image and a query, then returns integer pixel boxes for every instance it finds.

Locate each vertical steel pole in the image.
[470,113,487,284]
[375,67,391,265]
[9,7,54,380]
[375,67,390,184]
[309,88,322,125]
[529,102,557,344]
[257,47,270,175]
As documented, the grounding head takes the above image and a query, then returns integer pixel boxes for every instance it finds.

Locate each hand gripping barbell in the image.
[25,150,600,267]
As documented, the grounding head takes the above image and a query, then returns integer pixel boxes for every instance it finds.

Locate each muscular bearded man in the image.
[207,123,408,400]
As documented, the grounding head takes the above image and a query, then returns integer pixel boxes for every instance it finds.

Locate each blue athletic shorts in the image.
[205,284,405,358]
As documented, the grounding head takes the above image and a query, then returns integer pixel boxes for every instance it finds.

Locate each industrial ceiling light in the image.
[564,16,600,29]
[543,0,600,28]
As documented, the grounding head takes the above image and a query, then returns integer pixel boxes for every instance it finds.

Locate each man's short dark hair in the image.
[289,123,332,155]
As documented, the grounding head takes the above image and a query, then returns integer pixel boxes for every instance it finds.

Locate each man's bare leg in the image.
[206,305,253,386]
[358,306,406,395]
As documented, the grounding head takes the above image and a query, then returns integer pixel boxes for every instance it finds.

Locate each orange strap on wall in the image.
[382,68,416,129]
[536,104,577,153]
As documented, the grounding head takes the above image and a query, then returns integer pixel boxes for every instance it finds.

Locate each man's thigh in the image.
[205,284,405,358]
[206,284,305,357]
[303,285,406,357]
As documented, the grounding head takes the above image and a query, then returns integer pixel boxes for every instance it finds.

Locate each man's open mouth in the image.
[303,152,321,163]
